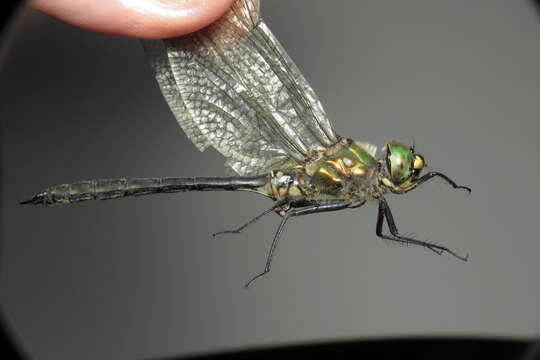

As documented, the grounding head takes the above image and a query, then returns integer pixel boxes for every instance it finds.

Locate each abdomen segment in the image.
[19,176,269,206]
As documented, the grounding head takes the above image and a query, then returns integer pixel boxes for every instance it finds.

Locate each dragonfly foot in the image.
[244,270,269,288]
[212,229,240,238]
[419,237,469,261]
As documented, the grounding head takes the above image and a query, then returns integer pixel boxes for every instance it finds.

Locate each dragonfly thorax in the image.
[265,138,380,203]
[308,138,378,196]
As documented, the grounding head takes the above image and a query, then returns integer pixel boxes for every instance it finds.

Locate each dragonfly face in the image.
[379,141,428,194]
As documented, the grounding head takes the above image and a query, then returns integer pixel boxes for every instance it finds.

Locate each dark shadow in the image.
[1,3,37,359]
[0,0,21,35]
[0,313,25,359]
[160,338,533,360]
[532,0,540,15]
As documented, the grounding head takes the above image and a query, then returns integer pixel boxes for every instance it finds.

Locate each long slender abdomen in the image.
[19,176,269,206]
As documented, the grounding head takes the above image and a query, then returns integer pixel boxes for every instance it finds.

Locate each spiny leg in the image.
[375,198,443,255]
[213,200,287,237]
[245,201,353,288]
[376,197,468,261]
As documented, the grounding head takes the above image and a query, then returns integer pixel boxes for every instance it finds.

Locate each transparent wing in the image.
[142,0,338,175]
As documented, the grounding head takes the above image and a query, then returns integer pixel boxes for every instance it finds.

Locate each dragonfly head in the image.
[380,141,426,193]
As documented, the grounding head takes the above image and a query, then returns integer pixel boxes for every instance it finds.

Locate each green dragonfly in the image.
[20,0,470,287]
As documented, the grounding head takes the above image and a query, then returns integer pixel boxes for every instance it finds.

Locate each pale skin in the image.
[31,0,236,39]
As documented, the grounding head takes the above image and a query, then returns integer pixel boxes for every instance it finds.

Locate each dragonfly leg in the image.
[417,171,471,194]
[213,200,287,237]
[245,201,352,288]
[376,197,468,261]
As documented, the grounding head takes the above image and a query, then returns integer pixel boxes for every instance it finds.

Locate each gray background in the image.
[2,1,540,359]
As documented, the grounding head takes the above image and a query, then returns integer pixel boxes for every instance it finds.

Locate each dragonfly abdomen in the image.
[19,176,269,206]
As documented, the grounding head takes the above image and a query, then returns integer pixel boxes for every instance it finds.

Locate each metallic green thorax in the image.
[311,140,378,196]
[265,139,380,203]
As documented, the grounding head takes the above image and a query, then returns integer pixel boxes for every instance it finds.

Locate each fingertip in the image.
[120,0,237,39]
[31,0,236,39]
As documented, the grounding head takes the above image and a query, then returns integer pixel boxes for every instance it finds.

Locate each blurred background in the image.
[1,1,540,359]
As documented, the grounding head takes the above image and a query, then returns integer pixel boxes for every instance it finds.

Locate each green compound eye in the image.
[386,141,414,185]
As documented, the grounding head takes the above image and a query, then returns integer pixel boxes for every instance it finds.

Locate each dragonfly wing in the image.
[142,0,338,176]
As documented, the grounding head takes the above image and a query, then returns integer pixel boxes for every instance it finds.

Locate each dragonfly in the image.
[20,0,470,287]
